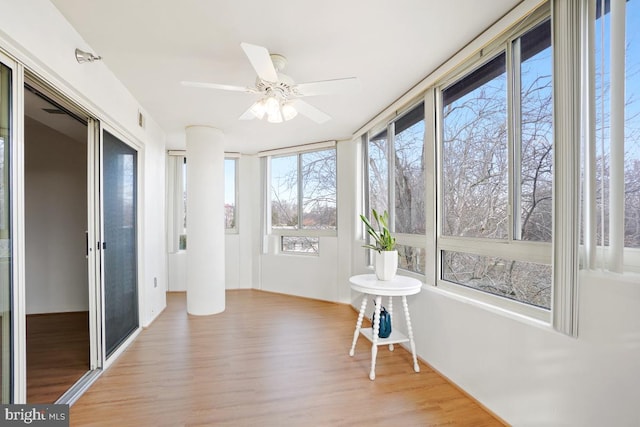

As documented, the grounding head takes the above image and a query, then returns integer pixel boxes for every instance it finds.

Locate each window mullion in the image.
[424,88,437,283]
[582,0,597,268]
[297,153,303,230]
[388,122,396,232]
[511,38,523,241]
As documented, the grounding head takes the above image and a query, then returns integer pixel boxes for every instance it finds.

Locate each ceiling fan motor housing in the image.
[255,72,296,100]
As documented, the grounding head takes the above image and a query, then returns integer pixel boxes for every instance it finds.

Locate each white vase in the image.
[374,250,398,281]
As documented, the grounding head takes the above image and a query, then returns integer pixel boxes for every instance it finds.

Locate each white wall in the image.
[237,155,261,289]
[24,117,88,314]
[260,236,339,301]
[167,251,186,291]
[259,141,358,302]
[0,0,167,326]
[395,271,640,426]
[141,118,167,326]
[167,154,260,292]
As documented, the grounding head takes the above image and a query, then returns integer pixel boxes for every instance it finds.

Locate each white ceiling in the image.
[50,0,522,153]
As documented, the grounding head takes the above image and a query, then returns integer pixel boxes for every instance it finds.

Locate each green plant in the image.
[359,209,396,253]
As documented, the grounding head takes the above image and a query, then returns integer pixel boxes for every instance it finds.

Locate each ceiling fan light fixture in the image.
[267,106,283,123]
[282,102,298,121]
[185,42,355,124]
[249,99,267,120]
[264,96,280,116]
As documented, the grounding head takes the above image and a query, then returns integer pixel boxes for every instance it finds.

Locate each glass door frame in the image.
[16,71,106,403]
[1,50,143,403]
[97,124,142,370]
[4,49,26,404]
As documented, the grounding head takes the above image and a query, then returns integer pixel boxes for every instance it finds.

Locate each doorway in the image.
[23,84,90,403]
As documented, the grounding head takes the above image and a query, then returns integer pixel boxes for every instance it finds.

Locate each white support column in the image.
[186,126,225,315]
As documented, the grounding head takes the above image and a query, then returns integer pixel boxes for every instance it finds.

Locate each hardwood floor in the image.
[70,291,503,426]
[27,311,90,403]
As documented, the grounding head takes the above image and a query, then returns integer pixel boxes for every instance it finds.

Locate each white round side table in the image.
[348,274,422,380]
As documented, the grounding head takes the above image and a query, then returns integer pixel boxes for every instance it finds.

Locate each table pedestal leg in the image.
[387,296,394,351]
[370,295,382,380]
[349,296,368,357]
[402,295,420,373]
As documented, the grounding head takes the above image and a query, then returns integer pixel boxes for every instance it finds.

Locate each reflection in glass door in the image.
[0,61,12,403]
[102,130,138,358]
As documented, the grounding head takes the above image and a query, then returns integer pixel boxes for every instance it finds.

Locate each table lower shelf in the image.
[359,327,409,346]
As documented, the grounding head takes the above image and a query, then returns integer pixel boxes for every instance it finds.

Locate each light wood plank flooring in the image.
[70,291,502,426]
[27,311,90,403]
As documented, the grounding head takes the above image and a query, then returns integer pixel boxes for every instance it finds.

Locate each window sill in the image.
[434,279,551,325]
[270,229,337,238]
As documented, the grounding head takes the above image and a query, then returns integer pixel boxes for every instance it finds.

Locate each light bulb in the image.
[267,107,283,123]
[281,102,298,121]
[265,96,280,116]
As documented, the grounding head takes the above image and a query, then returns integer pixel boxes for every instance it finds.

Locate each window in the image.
[592,0,640,257]
[224,158,238,232]
[366,102,425,274]
[269,146,336,252]
[439,17,553,310]
[281,236,319,254]
[167,154,239,251]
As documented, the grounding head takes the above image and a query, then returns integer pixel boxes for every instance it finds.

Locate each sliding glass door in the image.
[0,59,13,404]
[102,130,138,358]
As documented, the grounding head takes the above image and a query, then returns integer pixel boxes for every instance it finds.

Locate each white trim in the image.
[582,0,598,269]
[608,0,626,272]
[439,237,551,265]
[86,117,103,371]
[270,228,337,238]
[225,157,239,233]
[510,36,521,242]
[257,140,336,157]
[431,280,551,324]
[102,328,141,370]
[168,149,242,158]
[261,157,270,254]
[7,55,26,404]
[424,88,437,283]
[388,120,396,231]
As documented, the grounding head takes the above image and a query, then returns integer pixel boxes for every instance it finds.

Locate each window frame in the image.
[224,156,239,234]
[166,152,240,252]
[435,8,553,321]
[363,100,427,277]
[268,145,338,238]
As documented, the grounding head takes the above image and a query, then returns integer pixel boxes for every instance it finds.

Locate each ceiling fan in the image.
[181,42,359,124]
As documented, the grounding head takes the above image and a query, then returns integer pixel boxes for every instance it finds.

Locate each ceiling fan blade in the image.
[240,42,278,82]
[295,77,360,97]
[290,99,331,124]
[181,81,252,92]
[239,102,259,120]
